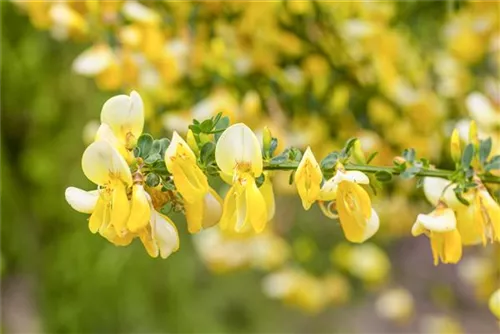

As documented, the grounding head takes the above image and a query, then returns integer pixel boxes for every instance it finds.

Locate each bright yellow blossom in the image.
[215,123,267,233]
[412,205,462,265]
[81,140,133,237]
[294,147,322,210]
[474,185,500,243]
[330,170,379,243]
[489,289,500,319]
[165,131,222,233]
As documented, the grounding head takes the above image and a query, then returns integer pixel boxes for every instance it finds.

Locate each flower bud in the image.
[352,139,366,164]
[186,129,200,155]
[468,120,479,148]
[450,128,461,163]
[263,126,273,156]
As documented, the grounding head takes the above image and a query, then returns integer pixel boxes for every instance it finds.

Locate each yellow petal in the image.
[336,182,371,243]
[100,90,144,142]
[219,185,238,231]
[152,211,180,259]
[88,196,108,233]
[260,175,275,221]
[294,146,322,210]
[184,196,203,234]
[442,229,462,264]
[360,209,380,242]
[82,141,132,186]
[65,187,99,214]
[127,185,151,232]
[245,177,268,233]
[455,204,483,245]
[171,162,207,203]
[489,289,500,319]
[139,228,159,258]
[215,123,263,176]
[110,181,131,235]
[202,188,223,229]
[165,131,196,167]
[416,208,456,233]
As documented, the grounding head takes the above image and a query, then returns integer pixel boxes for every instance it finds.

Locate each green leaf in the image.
[485,161,500,172]
[400,166,421,179]
[402,148,416,163]
[270,154,287,164]
[157,138,170,157]
[489,155,500,164]
[189,124,201,134]
[375,170,392,182]
[321,152,339,170]
[343,137,357,153]
[479,138,492,164]
[288,170,296,185]
[255,174,265,187]
[212,112,222,126]
[200,119,213,133]
[137,134,154,158]
[269,138,278,157]
[144,153,161,164]
[145,173,160,187]
[288,147,303,162]
[366,151,378,164]
[462,143,475,168]
[150,140,162,155]
[214,116,230,141]
[416,177,424,188]
[200,141,216,164]
[454,187,470,206]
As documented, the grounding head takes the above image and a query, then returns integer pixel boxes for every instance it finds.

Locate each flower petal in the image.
[417,208,456,232]
[153,212,180,259]
[100,90,144,141]
[65,187,99,214]
[245,177,268,233]
[260,175,275,221]
[215,123,263,176]
[82,141,132,186]
[127,185,151,232]
[360,209,380,242]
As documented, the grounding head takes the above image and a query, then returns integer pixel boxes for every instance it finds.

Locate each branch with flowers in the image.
[66,91,500,268]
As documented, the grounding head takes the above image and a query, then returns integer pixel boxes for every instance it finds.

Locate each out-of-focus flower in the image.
[420,315,464,334]
[375,288,414,323]
[215,123,268,233]
[332,243,391,285]
[412,205,462,265]
[489,289,500,319]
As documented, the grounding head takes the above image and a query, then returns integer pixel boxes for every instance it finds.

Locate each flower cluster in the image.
[65,91,180,258]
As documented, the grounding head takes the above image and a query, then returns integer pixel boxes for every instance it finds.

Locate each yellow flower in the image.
[215,123,267,233]
[80,141,133,238]
[165,132,222,233]
[375,288,414,323]
[412,206,462,265]
[294,147,322,210]
[165,131,208,203]
[139,210,180,259]
[331,170,379,243]
[423,177,484,245]
[474,186,500,243]
[98,90,144,151]
[489,289,500,319]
